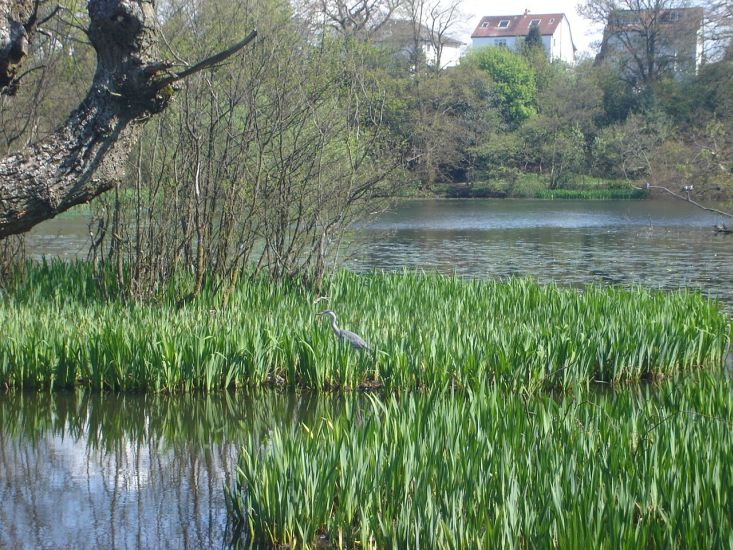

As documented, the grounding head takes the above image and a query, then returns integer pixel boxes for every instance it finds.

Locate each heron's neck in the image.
[330,317,340,334]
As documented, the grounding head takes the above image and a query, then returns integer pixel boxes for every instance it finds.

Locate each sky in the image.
[456,0,606,58]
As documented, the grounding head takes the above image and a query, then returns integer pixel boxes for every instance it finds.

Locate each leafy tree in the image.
[522,65,603,187]
[524,26,543,50]
[591,110,673,179]
[462,46,537,127]
[591,63,640,124]
[471,118,524,181]
[521,120,586,186]
[383,61,494,185]
[688,58,733,122]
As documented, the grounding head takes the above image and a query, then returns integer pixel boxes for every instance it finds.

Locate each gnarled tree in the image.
[0,0,255,238]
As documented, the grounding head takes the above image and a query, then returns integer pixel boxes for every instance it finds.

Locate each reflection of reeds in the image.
[0,262,728,392]
[229,375,733,547]
[0,389,349,451]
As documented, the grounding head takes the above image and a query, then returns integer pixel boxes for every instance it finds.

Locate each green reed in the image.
[228,373,733,548]
[0,261,728,392]
[533,188,647,200]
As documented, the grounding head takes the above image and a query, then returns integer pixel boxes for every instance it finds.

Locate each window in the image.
[495,39,507,47]
[529,19,541,28]
[664,11,680,22]
[498,20,510,28]
[549,18,555,23]
[481,22,489,28]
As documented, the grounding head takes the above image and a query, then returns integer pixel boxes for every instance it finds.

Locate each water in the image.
[346,199,733,303]
[7,198,733,548]
[25,213,91,260]
[0,390,351,549]
[26,199,733,302]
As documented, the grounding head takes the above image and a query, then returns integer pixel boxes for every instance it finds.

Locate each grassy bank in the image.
[432,175,647,200]
[227,373,733,548]
[0,262,727,392]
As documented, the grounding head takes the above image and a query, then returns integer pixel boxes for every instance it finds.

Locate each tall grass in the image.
[0,261,728,392]
[228,373,733,548]
[533,188,647,200]
[438,175,645,200]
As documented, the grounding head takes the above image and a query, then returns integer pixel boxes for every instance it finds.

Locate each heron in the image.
[316,310,372,351]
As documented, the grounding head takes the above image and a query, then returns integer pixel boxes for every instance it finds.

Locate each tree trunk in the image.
[0,0,34,94]
[0,0,255,239]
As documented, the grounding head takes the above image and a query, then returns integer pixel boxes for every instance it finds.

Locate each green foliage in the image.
[591,111,673,179]
[462,46,538,126]
[524,25,544,50]
[230,373,733,547]
[471,126,523,179]
[0,262,728,392]
[592,64,640,125]
[440,174,646,199]
[520,120,586,186]
[468,61,604,187]
[533,187,648,199]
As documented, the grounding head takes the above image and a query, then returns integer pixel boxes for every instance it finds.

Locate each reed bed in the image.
[0,262,728,392]
[533,188,647,200]
[228,374,733,548]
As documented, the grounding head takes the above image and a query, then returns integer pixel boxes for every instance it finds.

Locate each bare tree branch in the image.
[637,182,733,220]
[156,29,257,89]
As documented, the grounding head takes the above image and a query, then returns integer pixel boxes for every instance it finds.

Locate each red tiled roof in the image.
[471,13,565,38]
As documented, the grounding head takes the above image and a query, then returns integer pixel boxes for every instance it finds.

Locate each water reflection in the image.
[0,391,356,549]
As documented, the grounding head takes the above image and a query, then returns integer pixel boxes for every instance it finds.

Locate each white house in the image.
[373,20,465,69]
[470,11,576,64]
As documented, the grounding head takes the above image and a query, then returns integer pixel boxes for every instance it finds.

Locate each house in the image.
[598,7,705,79]
[373,19,465,69]
[470,11,576,64]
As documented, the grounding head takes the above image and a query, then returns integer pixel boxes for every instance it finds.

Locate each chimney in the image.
[524,9,530,15]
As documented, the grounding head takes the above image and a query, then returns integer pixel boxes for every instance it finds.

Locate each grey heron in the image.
[316,310,372,351]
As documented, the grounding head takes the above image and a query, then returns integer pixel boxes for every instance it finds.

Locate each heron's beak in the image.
[312,296,329,305]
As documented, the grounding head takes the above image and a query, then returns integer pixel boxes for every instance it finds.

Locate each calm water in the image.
[6,198,732,548]
[0,391,355,549]
[27,199,733,301]
[347,199,733,303]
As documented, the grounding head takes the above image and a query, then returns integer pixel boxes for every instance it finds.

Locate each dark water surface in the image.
[8,198,733,548]
[26,199,733,301]
[347,199,733,303]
